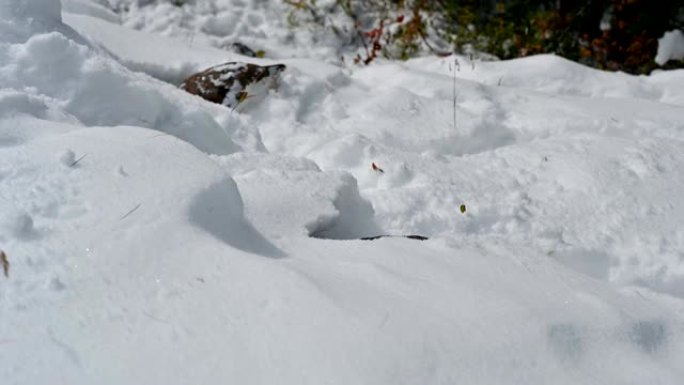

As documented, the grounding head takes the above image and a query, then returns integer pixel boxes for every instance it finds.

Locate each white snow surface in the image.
[656,30,684,66]
[2,0,684,383]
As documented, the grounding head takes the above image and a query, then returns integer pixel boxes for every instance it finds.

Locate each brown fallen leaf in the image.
[1,250,8,278]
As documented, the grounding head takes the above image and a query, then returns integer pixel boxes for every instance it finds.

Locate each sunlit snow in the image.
[1,0,684,383]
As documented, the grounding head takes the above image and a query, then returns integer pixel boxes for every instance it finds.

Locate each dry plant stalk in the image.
[0,250,8,278]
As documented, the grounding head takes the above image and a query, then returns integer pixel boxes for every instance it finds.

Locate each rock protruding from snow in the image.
[180,62,286,108]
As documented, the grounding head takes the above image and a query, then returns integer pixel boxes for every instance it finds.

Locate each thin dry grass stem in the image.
[451,57,459,131]
[120,203,142,220]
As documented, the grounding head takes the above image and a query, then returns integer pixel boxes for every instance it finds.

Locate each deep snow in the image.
[2,0,684,384]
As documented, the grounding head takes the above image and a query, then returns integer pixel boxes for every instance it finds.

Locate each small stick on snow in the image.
[1,250,9,278]
[120,203,141,220]
[70,153,88,167]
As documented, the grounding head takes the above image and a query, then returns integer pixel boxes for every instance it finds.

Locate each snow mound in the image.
[406,54,679,104]
[0,120,283,383]
[0,0,62,26]
[62,0,121,24]
[63,12,235,85]
[0,0,90,45]
[102,0,341,60]
[214,153,381,240]
[1,11,240,155]
[0,119,269,254]
[656,30,684,66]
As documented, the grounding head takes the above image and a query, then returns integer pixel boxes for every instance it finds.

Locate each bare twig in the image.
[120,203,141,220]
[70,153,88,167]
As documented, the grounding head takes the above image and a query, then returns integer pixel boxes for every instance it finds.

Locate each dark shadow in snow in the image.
[0,136,22,148]
[630,320,667,354]
[189,179,284,258]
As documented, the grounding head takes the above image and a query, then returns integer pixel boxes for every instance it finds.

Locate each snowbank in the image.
[1,1,240,155]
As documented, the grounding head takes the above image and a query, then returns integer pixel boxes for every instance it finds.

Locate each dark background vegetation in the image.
[434,0,684,73]
[287,0,684,73]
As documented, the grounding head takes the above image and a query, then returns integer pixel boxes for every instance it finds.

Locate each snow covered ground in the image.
[2,0,684,383]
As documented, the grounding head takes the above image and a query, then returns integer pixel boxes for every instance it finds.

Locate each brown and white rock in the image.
[180,62,286,108]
